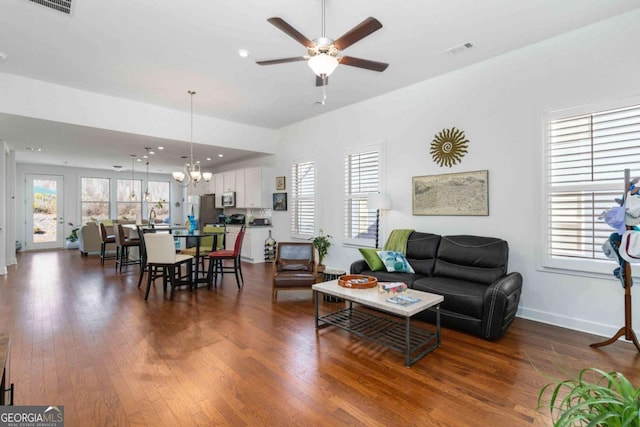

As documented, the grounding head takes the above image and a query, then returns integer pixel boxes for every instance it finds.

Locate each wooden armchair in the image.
[272,242,316,301]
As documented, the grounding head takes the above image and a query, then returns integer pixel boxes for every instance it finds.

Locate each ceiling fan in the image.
[256,0,389,86]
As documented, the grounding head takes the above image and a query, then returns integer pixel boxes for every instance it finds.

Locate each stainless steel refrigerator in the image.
[187,194,224,230]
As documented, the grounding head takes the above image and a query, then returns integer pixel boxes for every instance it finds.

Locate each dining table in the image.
[125,224,223,286]
[167,228,226,286]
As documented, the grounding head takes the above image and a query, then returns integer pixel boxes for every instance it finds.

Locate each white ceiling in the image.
[1,0,639,172]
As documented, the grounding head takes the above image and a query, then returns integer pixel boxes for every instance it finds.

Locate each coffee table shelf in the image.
[313,280,443,367]
[317,307,439,365]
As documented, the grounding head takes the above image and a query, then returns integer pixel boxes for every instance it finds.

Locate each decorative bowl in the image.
[338,274,378,289]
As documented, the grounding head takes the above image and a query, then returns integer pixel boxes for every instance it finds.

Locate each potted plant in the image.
[311,229,332,271]
[65,222,80,249]
[537,367,640,426]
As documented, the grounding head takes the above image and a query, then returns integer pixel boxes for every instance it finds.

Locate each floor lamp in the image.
[367,193,392,249]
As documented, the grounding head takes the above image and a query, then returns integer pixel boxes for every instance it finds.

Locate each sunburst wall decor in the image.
[430,127,469,167]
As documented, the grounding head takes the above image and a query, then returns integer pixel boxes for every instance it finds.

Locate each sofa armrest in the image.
[350,259,369,274]
[481,272,523,340]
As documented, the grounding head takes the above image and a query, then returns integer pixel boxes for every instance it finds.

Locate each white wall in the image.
[0,73,278,154]
[265,9,640,338]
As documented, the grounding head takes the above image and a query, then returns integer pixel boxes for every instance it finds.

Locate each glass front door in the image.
[26,174,65,250]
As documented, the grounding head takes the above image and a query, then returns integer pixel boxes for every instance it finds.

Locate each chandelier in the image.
[172,90,213,187]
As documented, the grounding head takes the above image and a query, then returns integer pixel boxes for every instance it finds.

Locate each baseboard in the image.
[517,306,621,339]
[0,266,7,275]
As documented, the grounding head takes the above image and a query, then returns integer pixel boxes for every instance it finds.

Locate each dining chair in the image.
[143,233,193,301]
[206,225,245,289]
[99,222,116,265]
[180,225,225,278]
[114,223,141,272]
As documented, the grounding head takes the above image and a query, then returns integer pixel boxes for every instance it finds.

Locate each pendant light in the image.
[172,90,213,187]
[129,155,136,201]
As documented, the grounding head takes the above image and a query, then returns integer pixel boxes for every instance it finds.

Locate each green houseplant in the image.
[311,229,332,269]
[66,222,80,242]
[537,367,640,426]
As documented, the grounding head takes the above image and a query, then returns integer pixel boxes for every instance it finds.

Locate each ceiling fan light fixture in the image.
[308,53,338,77]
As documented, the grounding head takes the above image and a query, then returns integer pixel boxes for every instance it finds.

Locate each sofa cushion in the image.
[413,276,486,319]
[360,269,427,284]
[358,248,385,271]
[405,232,440,276]
[377,251,415,273]
[433,235,508,285]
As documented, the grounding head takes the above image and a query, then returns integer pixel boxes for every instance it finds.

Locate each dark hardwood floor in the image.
[1,249,639,426]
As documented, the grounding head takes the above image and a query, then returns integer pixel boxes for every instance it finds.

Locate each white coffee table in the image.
[312,280,444,367]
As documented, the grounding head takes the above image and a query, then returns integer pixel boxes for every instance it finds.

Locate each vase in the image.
[65,239,79,249]
[187,215,197,233]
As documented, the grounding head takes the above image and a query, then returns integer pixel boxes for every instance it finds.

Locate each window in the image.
[146,180,170,222]
[116,178,142,221]
[290,160,315,237]
[81,177,110,224]
[543,102,640,274]
[344,147,380,246]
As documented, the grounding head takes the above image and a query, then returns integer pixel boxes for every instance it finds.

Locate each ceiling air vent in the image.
[29,0,73,15]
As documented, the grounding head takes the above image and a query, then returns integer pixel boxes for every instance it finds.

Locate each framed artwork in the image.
[275,176,286,191]
[412,170,488,216]
[273,193,287,211]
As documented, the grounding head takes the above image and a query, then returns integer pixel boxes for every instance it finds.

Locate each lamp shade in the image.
[367,193,391,211]
[172,171,186,182]
[202,172,213,182]
[308,53,339,77]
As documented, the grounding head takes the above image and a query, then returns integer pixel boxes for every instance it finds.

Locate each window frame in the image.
[80,176,110,224]
[343,144,383,248]
[539,97,640,277]
[145,180,171,222]
[116,178,143,221]
[290,158,316,239]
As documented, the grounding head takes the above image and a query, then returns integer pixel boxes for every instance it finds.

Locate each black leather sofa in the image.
[350,232,523,340]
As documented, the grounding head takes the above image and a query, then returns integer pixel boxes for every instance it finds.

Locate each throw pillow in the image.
[376,251,415,273]
[359,248,385,271]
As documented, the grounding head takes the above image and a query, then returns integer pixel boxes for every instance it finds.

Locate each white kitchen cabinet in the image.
[235,169,246,208]
[223,170,236,192]
[225,225,240,252]
[214,172,224,207]
[243,167,273,208]
[225,225,271,263]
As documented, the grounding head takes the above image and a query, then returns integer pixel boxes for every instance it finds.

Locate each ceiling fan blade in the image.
[315,75,328,87]
[339,56,389,72]
[256,56,307,66]
[333,17,383,51]
[267,17,314,48]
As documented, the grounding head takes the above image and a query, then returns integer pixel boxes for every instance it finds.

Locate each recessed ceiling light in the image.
[157,146,164,150]
[149,151,155,155]
[218,154,224,158]
[446,41,474,54]
[206,157,212,161]
[238,49,250,58]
